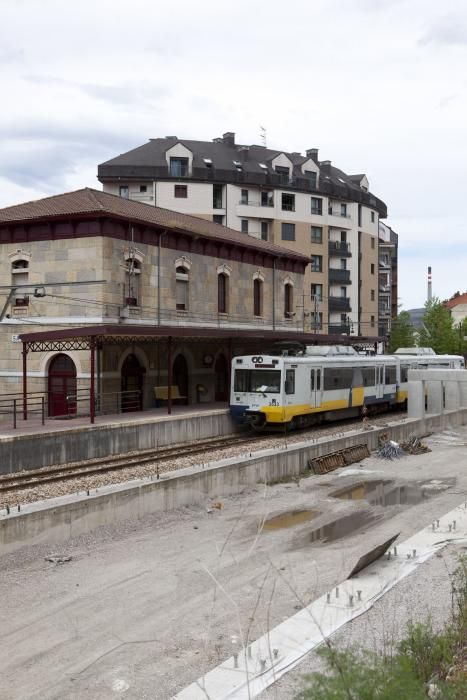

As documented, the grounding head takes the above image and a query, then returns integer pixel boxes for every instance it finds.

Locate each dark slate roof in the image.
[0,188,309,262]
[98,135,387,217]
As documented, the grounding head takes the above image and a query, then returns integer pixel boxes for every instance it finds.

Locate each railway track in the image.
[0,433,269,495]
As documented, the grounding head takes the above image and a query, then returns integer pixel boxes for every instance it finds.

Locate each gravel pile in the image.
[1,412,406,508]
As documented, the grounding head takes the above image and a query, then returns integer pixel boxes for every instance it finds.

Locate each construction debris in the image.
[400,436,432,455]
[376,440,405,460]
[376,434,431,460]
[308,444,370,474]
[45,554,72,564]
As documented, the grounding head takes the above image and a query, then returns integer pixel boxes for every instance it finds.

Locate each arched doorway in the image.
[48,354,77,417]
[214,353,229,402]
[173,354,189,404]
[121,353,144,411]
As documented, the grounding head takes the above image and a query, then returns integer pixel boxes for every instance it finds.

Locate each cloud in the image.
[419,15,467,47]
[23,74,171,108]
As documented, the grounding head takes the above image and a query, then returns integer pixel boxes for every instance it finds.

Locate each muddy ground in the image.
[1,427,466,699]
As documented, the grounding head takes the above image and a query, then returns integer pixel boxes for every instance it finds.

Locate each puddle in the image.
[263,509,318,530]
[329,479,452,507]
[309,510,380,543]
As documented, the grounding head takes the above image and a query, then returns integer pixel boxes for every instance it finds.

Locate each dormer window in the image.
[169,157,189,177]
[203,158,213,167]
[304,171,317,188]
[274,166,290,184]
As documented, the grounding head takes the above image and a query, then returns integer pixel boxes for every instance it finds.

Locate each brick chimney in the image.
[222,132,235,147]
[306,148,319,163]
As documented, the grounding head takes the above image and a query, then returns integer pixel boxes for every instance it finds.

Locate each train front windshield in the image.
[234,369,281,393]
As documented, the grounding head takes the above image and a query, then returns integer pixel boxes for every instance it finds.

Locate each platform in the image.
[0,403,236,474]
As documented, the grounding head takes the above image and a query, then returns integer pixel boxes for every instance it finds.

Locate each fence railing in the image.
[0,389,143,429]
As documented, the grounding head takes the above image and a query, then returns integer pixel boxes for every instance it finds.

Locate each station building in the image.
[98,131,390,337]
[0,188,315,419]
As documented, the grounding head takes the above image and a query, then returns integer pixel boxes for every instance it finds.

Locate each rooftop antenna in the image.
[427,265,432,303]
[260,126,267,148]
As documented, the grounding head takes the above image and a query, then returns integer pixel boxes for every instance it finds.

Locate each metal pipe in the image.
[167,336,173,415]
[157,230,168,326]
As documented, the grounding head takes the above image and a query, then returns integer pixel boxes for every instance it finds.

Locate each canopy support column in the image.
[22,342,28,420]
[90,338,95,424]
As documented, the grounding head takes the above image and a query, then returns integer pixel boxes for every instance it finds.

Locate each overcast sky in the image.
[1,0,466,309]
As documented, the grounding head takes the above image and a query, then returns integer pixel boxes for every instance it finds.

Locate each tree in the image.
[418,298,458,354]
[388,311,415,352]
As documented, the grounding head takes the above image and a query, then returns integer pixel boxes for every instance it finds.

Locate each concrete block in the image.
[426,381,443,415]
[445,381,460,411]
[408,380,425,419]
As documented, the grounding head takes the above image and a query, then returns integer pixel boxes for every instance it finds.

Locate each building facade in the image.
[98,132,389,338]
[378,221,398,338]
[0,188,308,416]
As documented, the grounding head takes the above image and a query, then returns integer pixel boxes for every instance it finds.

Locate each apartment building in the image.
[378,221,399,337]
[98,132,388,337]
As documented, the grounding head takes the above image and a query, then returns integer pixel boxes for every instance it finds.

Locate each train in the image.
[229,346,465,430]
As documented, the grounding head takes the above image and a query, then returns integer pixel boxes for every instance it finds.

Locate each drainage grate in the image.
[308,443,370,474]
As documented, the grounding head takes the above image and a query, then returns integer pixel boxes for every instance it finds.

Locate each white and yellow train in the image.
[229,346,464,430]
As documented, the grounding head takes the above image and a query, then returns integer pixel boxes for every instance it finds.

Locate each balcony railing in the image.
[379,305,391,316]
[328,324,352,335]
[328,241,351,256]
[329,296,351,312]
[237,199,274,207]
[329,268,351,284]
[328,209,351,219]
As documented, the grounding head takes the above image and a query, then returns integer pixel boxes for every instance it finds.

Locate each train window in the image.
[362,368,375,386]
[385,366,397,384]
[323,368,353,390]
[285,369,295,395]
[234,369,249,392]
[310,370,314,391]
[352,368,363,386]
[400,365,409,382]
[234,369,281,393]
[317,369,321,391]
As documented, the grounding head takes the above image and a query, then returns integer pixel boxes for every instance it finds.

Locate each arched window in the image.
[253,278,262,317]
[284,283,293,318]
[125,257,141,306]
[176,266,189,310]
[218,273,228,314]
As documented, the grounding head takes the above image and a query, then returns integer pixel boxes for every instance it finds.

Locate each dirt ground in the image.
[1,426,466,700]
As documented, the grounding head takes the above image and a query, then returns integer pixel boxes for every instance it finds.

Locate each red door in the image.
[48,354,77,417]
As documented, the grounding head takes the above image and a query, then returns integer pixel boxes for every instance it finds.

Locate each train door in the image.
[375,365,384,399]
[310,367,322,408]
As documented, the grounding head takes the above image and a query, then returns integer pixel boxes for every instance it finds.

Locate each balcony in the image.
[329,296,351,312]
[238,199,274,208]
[328,208,351,219]
[328,324,351,335]
[328,241,351,257]
[379,305,391,317]
[329,268,351,284]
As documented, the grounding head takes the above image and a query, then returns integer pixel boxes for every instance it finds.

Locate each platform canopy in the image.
[18,324,383,352]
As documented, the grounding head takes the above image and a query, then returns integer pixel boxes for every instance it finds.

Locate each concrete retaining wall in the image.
[2,408,466,556]
[0,409,236,474]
